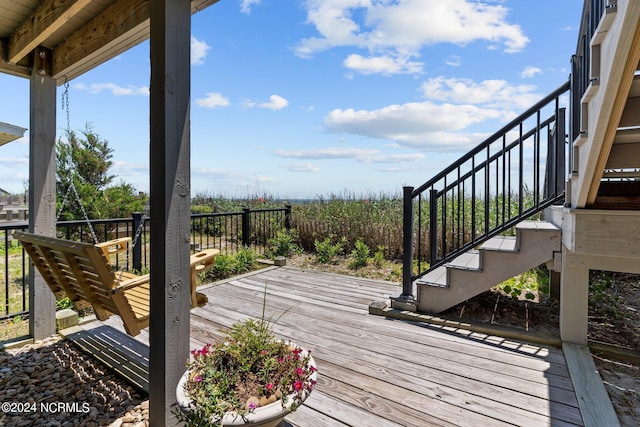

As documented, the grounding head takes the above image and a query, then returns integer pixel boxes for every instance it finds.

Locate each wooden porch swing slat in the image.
[14,231,219,336]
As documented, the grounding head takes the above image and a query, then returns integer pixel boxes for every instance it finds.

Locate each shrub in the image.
[372,246,386,269]
[202,248,260,281]
[208,254,238,281]
[265,229,302,259]
[314,237,345,264]
[235,246,257,274]
[499,266,547,301]
[348,239,370,270]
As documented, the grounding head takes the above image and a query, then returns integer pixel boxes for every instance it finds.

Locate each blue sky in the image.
[0,0,583,199]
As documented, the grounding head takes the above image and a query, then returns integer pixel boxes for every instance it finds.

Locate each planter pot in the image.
[176,347,317,427]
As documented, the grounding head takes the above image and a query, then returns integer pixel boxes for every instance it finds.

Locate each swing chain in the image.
[57,78,99,244]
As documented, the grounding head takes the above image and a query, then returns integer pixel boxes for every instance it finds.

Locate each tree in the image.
[56,124,146,221]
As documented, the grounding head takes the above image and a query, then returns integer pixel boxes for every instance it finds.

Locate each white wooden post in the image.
[149,0,192,424]
[559,245,589,345]
[28,48,57,339]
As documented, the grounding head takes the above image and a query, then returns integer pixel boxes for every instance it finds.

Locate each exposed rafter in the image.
[0,41,30,78]
[52,0,151,82]
[1,0,220,84]
[9,0,92,65]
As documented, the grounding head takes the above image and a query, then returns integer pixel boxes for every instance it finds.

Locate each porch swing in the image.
[14,82,219,337]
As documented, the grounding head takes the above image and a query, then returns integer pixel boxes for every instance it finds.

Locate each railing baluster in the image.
[405,82,569,283]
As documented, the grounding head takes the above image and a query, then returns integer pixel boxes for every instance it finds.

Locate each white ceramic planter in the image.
[176,348,317,427]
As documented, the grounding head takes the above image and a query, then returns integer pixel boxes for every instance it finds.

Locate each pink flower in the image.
[266,383,274,391]
[295,367,304,376]
[195,375,202,382]
[293,381,303,391]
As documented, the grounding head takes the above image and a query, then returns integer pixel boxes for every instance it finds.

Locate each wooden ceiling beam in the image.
[0,40,30,78]
[8,0,92,65]
[51,0,150,82]
[51,0,220,83]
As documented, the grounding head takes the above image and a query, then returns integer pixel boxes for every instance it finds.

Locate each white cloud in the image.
[343,54,423,75]
[112,160,148,176]
[260,95,289,110]
[194,167,276,184]
[420,77,540,110]
[244,95,289,110]
[195,92,231,108]
[75,82,149,96]
[240,0,261,14]
[282,162,321,172]
[274,147,378,161]
[325,102,501,140]
[445,55,462,67]
[191,36,211,66]
[295,0,529,75]
[273,147,424,164]
[520,66,542,78]
[320,76,547,151]
[0,157,29,168]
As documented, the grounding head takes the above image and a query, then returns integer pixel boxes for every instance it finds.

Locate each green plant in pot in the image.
[174,313,317,426]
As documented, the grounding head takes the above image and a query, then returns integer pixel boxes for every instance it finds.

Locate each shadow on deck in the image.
[65,266,588,426]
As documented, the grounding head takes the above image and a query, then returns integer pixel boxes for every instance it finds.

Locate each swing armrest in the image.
[96,237,132,260]
[190,249,220,274]
[111,273,150,294]
[189,249,219,307]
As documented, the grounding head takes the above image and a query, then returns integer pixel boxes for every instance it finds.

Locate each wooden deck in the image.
[67,266,586,426]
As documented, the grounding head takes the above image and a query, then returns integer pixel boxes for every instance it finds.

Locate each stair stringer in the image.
[417,223,561,314]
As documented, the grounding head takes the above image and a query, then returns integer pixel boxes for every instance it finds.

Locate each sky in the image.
[0,0,584,200]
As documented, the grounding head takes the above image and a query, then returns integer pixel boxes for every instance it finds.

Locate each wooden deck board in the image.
[72,266,586,426]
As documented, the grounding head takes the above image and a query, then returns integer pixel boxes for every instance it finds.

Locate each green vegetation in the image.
[292,192,403,259]
[589,271,624,320]
[202,247,262,282]
[314,237,345,265]
[56,124,146,222]
[1,190,554,338]
[348,238,370,270]
[372,246,386,269]
[265,229,302,259]
[499,266,549,301]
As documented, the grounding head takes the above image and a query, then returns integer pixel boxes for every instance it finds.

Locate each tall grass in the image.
[291,192,404,259]
[191,189,541,263]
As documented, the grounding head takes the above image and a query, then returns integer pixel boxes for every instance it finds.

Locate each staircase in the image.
[415,221,560,314]
[569,0,640,210]
[393,0,640,316]
[395,82,569,314]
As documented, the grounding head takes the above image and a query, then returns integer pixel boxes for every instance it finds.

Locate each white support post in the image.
[559,245,590,345]
[149,0,192,424]
[28,49,57,340]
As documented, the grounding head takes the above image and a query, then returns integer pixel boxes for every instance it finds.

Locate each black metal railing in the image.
[0,206,291,320]
[400,82,570,299]
[190,206,292,255]
[570,0,615,143]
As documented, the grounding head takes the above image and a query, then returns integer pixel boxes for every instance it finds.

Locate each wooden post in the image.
[149,0,191,424]
[28,48,57,339]
[559,245,589,345]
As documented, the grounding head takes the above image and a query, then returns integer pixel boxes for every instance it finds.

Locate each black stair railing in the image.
[400,82,570,300]
[570,0,614,168]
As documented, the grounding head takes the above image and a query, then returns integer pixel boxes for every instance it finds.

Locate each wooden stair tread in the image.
[414,221,561,313]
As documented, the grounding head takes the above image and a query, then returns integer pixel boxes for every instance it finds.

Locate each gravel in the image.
[0,335,149,427]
